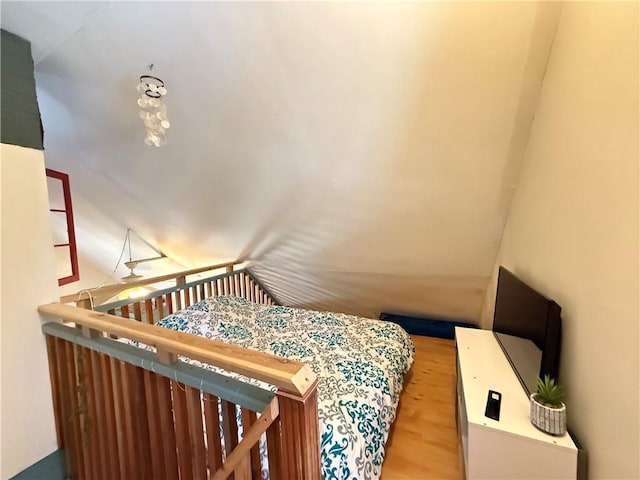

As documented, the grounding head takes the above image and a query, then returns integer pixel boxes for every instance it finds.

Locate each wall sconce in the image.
[137,66,170,147]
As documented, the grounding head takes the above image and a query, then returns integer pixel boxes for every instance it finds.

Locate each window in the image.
[46,168,79,285]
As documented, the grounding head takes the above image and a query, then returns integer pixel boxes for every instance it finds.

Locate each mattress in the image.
[154,295,415,480]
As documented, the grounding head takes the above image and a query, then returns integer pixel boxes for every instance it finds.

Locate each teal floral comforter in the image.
[155,295,415,480]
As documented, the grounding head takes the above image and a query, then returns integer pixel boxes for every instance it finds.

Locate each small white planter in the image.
[530,393,567,436]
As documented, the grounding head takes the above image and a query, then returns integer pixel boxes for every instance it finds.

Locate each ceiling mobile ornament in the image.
[137,66,170,147]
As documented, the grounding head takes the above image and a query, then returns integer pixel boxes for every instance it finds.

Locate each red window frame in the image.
[46,168,79,286]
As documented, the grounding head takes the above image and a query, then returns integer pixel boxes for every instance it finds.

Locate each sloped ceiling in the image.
[1,1,560,320]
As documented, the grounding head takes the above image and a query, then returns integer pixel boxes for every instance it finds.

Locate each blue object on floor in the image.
[380,312,477,339]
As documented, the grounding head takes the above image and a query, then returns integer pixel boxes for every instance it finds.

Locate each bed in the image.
[40,263,415,480]
[153,295,415,480]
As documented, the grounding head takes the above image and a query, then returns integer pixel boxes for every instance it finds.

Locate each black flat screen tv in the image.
[492,266,562,395]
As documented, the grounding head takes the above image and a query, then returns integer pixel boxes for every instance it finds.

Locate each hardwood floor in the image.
[381,335,463,480]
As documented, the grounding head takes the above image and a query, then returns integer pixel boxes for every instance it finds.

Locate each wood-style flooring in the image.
[380,335,462,480]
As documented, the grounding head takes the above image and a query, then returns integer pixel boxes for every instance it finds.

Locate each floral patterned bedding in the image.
[154,295,415,480]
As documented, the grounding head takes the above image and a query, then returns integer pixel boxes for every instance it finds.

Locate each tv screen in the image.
[493,267,562,395]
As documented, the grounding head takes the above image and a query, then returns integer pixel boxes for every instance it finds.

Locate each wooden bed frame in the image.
[39,261,322,480]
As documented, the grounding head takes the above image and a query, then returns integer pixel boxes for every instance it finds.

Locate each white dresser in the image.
[455,327,580,479]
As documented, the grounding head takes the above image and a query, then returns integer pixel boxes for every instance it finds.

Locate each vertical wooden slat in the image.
[224,276,230,295]
[239,272,246,299]
[189,286,194,305]
[186,386,208,480]
[145,299,154,324]
[184,286,192,307]
[133,302,143,321]
[130,365,152,479]
[206,281,213,298]
[118,362,138,479]
[204,394,224,474]
[277,387,322,480]
[82,347,102,480]
[45,336,64,448]
[65,341,88,479]
[111,357,131,479]
[241,408,261,480]
[100,353,120,480]
[156,375,179,478]
[172,381,193,479]
[221,400,239,458]
[143,371,164,480]
[53,338,76,478]
[266,418,283,480]
[174,290,183,311]
[213,279,220,297]
[199,283,206,302]
[246,279,251,302]
[234,274,241,299]
[165,293,174,314]
[157,295,165,319]
[120,304,130,320]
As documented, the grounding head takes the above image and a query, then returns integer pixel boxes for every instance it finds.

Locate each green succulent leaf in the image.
[535,374,565,406]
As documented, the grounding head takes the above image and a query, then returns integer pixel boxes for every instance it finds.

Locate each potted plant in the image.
[530,375,567,436]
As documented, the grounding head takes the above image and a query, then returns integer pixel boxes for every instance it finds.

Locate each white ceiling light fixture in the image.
[137,64,170,147]
[121,228,167,282]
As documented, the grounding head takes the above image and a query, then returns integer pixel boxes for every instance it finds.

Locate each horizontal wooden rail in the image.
[59,260,242,305]
[39,303,316,397]
[43,322,275,412]
[94,269,249,312]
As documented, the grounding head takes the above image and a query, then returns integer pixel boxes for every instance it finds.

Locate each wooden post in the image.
[276,382,321,480]
[77,297,92,310]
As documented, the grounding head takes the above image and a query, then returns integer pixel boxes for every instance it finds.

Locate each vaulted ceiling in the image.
[1,1,561,320]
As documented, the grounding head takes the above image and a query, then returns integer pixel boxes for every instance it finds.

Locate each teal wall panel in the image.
[10,449,66,480]
[1,29,44,150]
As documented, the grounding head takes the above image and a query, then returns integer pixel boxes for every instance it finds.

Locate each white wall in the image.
[481,3,639,478]
[0,145,3,477]
[1,2,561,321]
[0,144,59,478]
[57,253,115,298]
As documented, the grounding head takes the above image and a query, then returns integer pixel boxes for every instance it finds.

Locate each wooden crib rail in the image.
[42,320,320,480]
[95,269,275,325]
[59,260,243,306]
[43,264,322,479]
[39,302,314,397]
